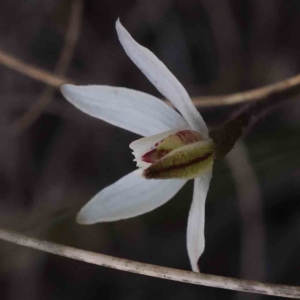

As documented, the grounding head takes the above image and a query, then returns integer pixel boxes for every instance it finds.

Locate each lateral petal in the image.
[76,170,187,224]
[116,19,208,136]
[61,84,187,137]
[187,168,212,272]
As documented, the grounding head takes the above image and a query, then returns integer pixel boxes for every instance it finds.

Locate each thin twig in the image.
[192,73,300,107]
[0,50,70,87]
[2,46,300,110]
[0,229,299,298]
[13,0,83,134]
[227,142,266,300]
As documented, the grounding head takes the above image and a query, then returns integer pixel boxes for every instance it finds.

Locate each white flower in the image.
[60,19,214,272]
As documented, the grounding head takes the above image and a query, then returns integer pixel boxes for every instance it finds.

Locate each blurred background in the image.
[0,0,300,299]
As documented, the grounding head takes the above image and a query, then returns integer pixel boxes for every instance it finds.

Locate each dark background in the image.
[0,0,300,299]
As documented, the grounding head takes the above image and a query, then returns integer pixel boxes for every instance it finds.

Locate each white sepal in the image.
[61,84,187,137]
[187,168,212,272]
[77,169,187,224]
[116,19,208,136]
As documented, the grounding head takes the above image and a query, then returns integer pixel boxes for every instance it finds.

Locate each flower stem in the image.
[210,99,278,160]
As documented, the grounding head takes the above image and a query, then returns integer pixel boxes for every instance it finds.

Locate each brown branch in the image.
[226,142,266,286]
[2,42,300,111]
[192,73,300,107]
[0,228,300,298]
[0,50,70,87]
[13,0,83,134]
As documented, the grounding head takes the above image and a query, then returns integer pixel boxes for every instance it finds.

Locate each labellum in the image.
[140,130,214,180]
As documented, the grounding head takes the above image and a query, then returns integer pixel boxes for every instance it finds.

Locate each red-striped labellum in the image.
[141,130,203,163]
[143,139,214,179]
[131,129,214,179]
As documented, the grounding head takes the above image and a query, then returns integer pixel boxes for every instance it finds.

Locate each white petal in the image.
[187,168,212,272]
[61,84,187,137]
[116,19,208,136]
[77,170,187,224]
[129,128,187,167]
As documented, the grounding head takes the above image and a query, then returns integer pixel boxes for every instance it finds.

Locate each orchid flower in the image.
[60,19,215,272]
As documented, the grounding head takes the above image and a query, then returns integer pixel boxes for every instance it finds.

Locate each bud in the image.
[143,140,214,180]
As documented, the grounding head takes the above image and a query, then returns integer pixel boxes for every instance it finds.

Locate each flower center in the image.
[141,130,203,164]
[130,129,214,179]
[143,139,214,180]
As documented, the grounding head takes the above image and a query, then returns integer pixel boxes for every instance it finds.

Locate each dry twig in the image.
[192,73,300,107]
[2,48,300,111]
[0,228,299,298]
[2,47,300,109]
[13,0,83,134]
[227,143,266,289]
[0,50,70,87]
